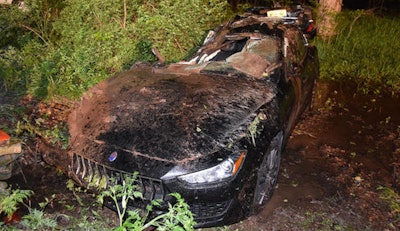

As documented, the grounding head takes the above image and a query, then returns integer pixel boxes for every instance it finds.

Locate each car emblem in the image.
[109,151,118,162]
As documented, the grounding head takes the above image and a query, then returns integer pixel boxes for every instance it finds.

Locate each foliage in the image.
[0,0,65,95]
[247,112,266,146]
[2,2,400,99]
[0,187,58,229]
[134,0,233,62]
[0,187,33,218]
[314,10,400,93]
[0,0,232,99]
[20,208,58,230]
[1,175,195,230]
[0,103,25,132]
[0,3,29,49]
[123,193,195,231]
[66,179,87,206]
[15,115,69,148]
[377,186,400,220]
[98,172,196,230]
[301,211,350,230]
[97,172,143,227]
[72,211,113,231]
[20,0,65,45]
[0,46,26,93]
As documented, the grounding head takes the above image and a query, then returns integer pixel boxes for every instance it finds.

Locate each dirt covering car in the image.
[48,5,319,228]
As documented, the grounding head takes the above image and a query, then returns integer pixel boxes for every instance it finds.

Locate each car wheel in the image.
[252,131,283,211]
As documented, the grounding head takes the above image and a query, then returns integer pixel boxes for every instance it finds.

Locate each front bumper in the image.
[70,153,238,227]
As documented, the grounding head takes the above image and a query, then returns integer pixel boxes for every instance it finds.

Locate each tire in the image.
[252,131,283,211]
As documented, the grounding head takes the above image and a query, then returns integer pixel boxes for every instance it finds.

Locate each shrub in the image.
[134,0,233,62]
[1,0,233,99]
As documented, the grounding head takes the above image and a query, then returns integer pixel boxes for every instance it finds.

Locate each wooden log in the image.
[0,143,22,156]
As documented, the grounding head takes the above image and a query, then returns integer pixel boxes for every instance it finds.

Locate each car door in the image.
[282,26,317,139]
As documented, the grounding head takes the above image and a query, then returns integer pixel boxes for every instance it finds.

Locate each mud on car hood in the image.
[68,65,276,178]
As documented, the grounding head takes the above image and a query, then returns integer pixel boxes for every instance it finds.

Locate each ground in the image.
[229,82,400,231]
[2,81,400,230]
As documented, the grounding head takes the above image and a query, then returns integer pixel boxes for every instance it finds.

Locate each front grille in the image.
[71,153,165,201]
[190,199,232,225]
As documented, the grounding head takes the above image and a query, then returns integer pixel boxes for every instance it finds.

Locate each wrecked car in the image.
[48,6,319,228]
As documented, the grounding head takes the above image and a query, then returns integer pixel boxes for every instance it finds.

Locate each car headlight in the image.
[177,151,246,184]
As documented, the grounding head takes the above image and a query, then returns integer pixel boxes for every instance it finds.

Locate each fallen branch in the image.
[152,47,165,64]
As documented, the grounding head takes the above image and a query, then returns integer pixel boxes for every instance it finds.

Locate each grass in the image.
[0,0,234,99]
[377,186,400,223]
[314,10,400,94]
[302,211,351,231]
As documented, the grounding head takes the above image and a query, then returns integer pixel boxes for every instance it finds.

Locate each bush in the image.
[134,0,232,62]
[0,0,233,99]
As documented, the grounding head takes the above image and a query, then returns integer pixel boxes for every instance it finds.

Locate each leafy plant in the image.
[38,194,56,211]
[0,103,25,134]
[0,46,25,92]
[146,193,195,231]
[20,208,57,230]
[97,172,195,230]
[247,112,267,146]
[0,187,32,218]
[121,193,195,231]
[15,113,69,148]
[97,172,143,227]
[66,179,85,206]
[0,187,60,229]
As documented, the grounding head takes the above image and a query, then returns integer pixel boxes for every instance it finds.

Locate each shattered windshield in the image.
[165,32,282,79]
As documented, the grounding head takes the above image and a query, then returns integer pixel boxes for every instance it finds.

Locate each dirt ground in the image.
[228,82,400,231]
[2,81,400,230]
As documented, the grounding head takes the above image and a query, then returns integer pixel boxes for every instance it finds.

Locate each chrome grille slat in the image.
[88,160,94,182]
[150,180,155,201]
[81,157,87,179]
[93,163,100,186]
[74,155,81,175]
[71,153,165,200]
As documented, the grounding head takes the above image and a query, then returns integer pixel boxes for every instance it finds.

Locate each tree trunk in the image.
[318,0,343,39]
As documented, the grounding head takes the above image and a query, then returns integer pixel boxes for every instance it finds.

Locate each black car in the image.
[59,6,318,228]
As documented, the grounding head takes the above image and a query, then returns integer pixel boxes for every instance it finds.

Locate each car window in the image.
[209,39,247,61]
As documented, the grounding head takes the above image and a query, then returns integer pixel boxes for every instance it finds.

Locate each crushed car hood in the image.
[68,65,276,175]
